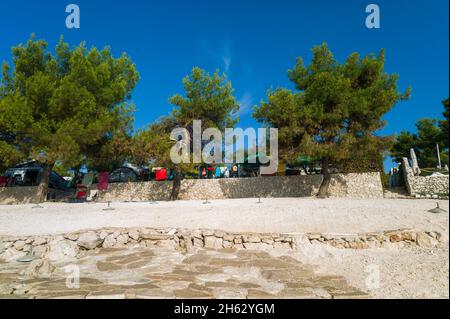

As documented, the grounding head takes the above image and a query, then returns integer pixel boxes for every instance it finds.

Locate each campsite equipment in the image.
[76,185,88,200]
[109,167,138,183]
[81,172,94,187]
[156,169,168,181]
[98,172,109,191]
[0,176,7,187]
[215,167,222,178]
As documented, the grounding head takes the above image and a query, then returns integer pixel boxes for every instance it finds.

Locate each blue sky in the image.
[0,0,448,170]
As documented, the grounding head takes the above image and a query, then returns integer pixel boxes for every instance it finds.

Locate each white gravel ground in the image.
[0,198,448,236]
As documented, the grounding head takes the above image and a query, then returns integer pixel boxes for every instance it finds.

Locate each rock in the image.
[223,241,234,249]
[193,237,204,248]
[192,229,203,239]
[214,230,226,238]
[64,233,79,241]
[99,231,109,240]
[399,232,415,241]
[143,233,172,241]
[223,234,235,242]
[234,237,243,244]
[181,234,194,253]
[115,234,129,246]
[167,228,177,236]
[77,232,103,250]
[128,230,140,241]
[32,245,48,258]
[2,248,25,262]
[20,259,55,278]
[47,239,79,261]
[416,232,438,248]
[308,233,322,240]
[33,237,47,246]
[102,234,117,248]
[112,231,121,239]
[0,241,5,254]
[13,240,26,251]
[262,238,274,245]
[204,236,223,249]
[202,230,215,236]
[243,235,261,243]
[389,234,402,242]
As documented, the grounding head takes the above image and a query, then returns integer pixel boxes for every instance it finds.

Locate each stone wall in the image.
[401,158,449,198]
[0,227,296,262]
[0,186,40,205]
[98,172,384,202]
[1,227,443,264]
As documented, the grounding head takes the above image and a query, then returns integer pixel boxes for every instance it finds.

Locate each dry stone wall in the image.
[98,173,384,202]
[0,227,443,264]
[0,186,40,205]
[401,158,449,198]
[0,172,384,205]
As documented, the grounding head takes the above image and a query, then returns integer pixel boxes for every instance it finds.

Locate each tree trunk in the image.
[317,158,331,199]
[170,168,181,201]
[36,163,54,203]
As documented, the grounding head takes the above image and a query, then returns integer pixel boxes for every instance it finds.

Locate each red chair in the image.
[75,185,88,200]
[155,169,168,181]
[0,176,7,187]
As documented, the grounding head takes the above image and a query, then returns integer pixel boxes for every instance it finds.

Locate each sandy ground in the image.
[1,198,448,299]
[0,198,448,237]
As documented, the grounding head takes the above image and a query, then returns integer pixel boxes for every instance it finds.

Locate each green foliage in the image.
[132,67,239,170]
[253,43,409,169]
[0,35,139,173]
[439,98,449,148]
[391,98,449,168]
[169,67,239,130]
[131,116,175,168]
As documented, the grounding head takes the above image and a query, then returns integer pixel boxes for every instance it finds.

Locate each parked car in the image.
[4,162,68,190]
[108,167,138,183]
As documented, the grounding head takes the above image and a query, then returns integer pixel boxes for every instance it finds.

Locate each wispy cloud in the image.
[222,56,231,73]
[236,92,254,116]
[200,39,232,75]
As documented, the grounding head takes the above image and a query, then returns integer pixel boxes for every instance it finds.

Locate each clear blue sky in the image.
[1,0,448,170]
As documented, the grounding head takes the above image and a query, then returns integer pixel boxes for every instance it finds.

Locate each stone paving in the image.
[0,247,369,299]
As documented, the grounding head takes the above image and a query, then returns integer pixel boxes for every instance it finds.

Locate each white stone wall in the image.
[98,172,384,202]
[401,158,449,197]
[0,172,384,205]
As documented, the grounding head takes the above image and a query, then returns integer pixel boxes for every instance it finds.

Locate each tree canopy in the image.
[0,35,139,200]
[253,43,410,197]
[391,98,449,168]
[130,67,239,200]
